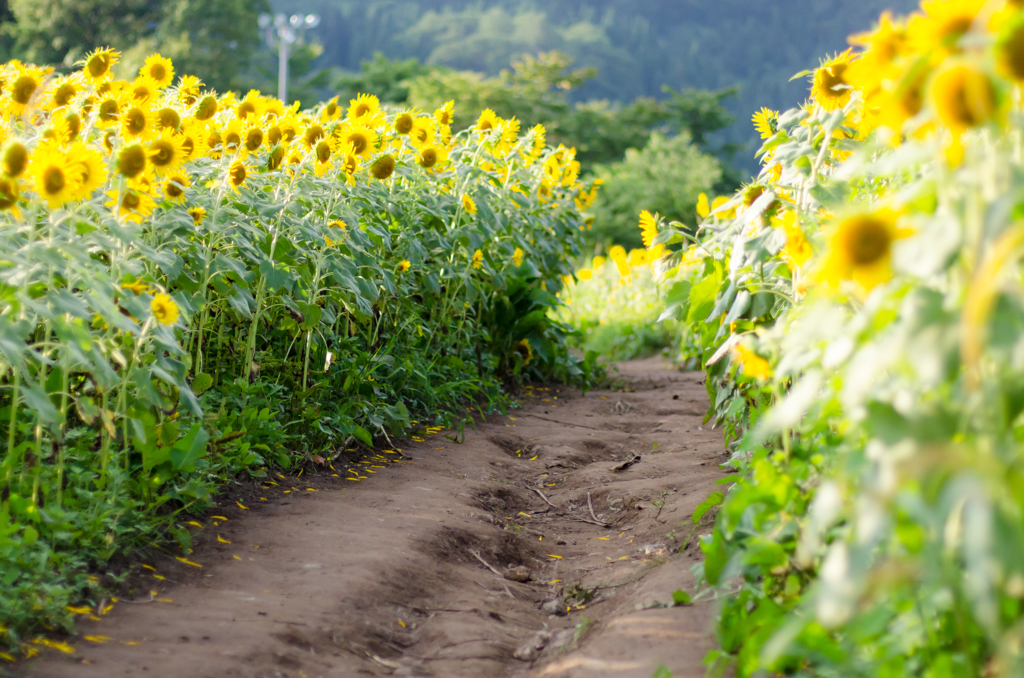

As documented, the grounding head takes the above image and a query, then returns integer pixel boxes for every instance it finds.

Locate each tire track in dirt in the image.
[17,358,726,678]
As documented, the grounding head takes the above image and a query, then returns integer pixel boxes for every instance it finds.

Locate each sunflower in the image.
[394,112,415,135]
[227,159,249,191]
[576,268,592,280]
[397,260,411,273]
[774,211,812,267]
[107,187,156,223]
[848,11,909,94]
[908,0,985,56]
[96,94,121,128]
[638,210,658,248]
[696,193,711,219]
[188,205,206,225]
[370,154,395,180]
[462,194,477,215]
[495,117,520,156]
[176,75,203,105]
[476,109,501,133]
[30,144,82,207]
[177,122,208,161]
[121,105,155,140]
[732,344,771,381]
[996,14,1024,82]
[235,91,261,120]
[267,145,285,170]
[147,132,187,176]
[150,293,180,326]
[155,107,181,132]
[347,93,380,121]
[435,101,455,127]
[872,60,932,132]
[129,76,160,105]
[194,94,218,121]
[0,177,19,212]
[417,145,449,171]
[322,96,342,121]
[819,209,909,291]
[222,119,246,154]
[141,54,174,89]
[10,63,48,116]
[67,142,107,197]
[2,141,28,178]
[752,108,778,139]
[48,75,80,109]
[205,130,224,158]
[514,339,533,366]
[83,47,119,83]
[314,137,336,177]
[930,60,999,132]
[160,173,190,203]
[811,50,857,111]
[411,118,436,147]
[244,126,265,153]
[339,124,377,159]
[117,143,147,178]
[472,249,484,269]
[340,143,360,183]
[513,247,524,267]
[303,123,327,149]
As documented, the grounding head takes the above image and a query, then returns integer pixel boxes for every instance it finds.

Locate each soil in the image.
[15,358,728,678]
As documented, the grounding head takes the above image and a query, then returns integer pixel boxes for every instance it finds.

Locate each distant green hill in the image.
[274,0,920,175]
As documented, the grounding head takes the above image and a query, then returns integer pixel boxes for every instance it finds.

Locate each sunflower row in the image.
[640,1,1024,675]
[0,48,597,644]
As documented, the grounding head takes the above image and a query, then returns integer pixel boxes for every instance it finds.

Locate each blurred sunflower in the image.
[67,142,107,197]
[107,187,156,223]
[194,94,218,121]
[2,142,28,179]
[908,0,985,56]
[116,143,147,178]
[96,93,122,128]
[188,205,206,225]
[513,247,524,267]
[162,173,190,203]
[30,144,80,207]
[462,194,477,215]
[228,159,249,191]
[121,105,155,140]
[929,60,999,132]
[811,50,857,111]
[638,211,658,248]
[83,47,119,83]
[244,125,265,153]
[411,118,435,147]
[155,107,181,132]
[515,339,533,366]
[435,101,455,127]
[148,131,188,176]
[397,260,411,273]
[235,91,261,120]
[347,93,379,121]
[472,249,484,269]
[476,109,500,132]
[140,54,174,88]
[819,209,910,291]
[370,154,395,180]
[176,75,203,105]
[732,344,771,381]
[339,124,376,159]
[0,177,20,213]
[129,76,160,105]
[48,75,80,109]
[151,293,180,326]
[394,112,415,135]
[10,63,48,115]
[752,108,779,139]
[417,145,448,171]
[314,137,336,177]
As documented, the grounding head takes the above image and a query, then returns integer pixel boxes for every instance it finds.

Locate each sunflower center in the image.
[395,114,414,135]
[844,217,892,266]
[122,192,141,210]
[158,108,181,130]
[354,103,371,118]
[326,101,338,117]
[133,84,151,102]
[316,141,331,163]
[87,54,111,78]
[54,83,76,107]
[126,108,146,135]
[13,75,37,105]
[4,143,28,178]
[230,163,246,186]
[0,178,17,209]
[118,145,147,177]
[414,127,428,143]
[269,146,285,170]
[149,64,166,81]
[940,16,973,45]
[181,137,195,157]
[237,101,257,119]
[43,166,65,196]
[820,63,849,97]
[246,128,264,152]
[420,149,437,168]
[150,141,174,167]
[349,133,367,155]
[66,113,81,141]
[225,131,241,148]
[99,99,119,122]
[268,126,283,146]
[166,179,185,198]
[207,132,223,152]
[371,154,395,180]
[1000,24,1024,81]
[479,120,494,131]
[196,96,218,121]
[305,125,325,147]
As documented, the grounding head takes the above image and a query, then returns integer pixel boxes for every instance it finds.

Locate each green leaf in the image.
[672,589,692,606]
[169,423,210,472]
[352,425,373,447]
[692,491,724,523]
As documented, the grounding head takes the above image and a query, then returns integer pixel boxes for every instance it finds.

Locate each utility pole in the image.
[258,13,321,103]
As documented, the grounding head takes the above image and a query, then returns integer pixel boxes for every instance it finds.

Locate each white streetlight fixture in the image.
[259,12,321,103]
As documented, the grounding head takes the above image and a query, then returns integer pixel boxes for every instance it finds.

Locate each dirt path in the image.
[16,358,726,678]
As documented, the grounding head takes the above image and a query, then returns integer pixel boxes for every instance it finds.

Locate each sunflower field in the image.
[0,49,600,646]
[621,0,1024,675]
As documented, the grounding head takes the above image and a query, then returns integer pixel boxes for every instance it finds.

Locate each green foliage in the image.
[589,132,720,249]
[335,52,435,104]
